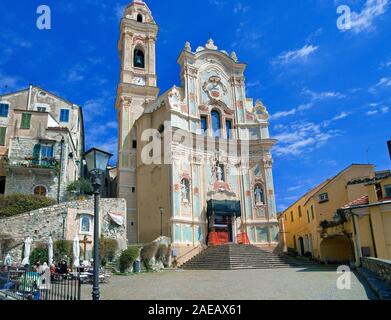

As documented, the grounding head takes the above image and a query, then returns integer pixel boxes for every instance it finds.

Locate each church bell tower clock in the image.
[116,0,159,244]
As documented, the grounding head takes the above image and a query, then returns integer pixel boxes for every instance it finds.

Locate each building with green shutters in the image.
[0,85,84,201]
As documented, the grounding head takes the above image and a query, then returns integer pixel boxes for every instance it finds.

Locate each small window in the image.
[298,206,302,218]
[60,109,70,122]
[211,110,221,138]
[384,185,391,198]
[284,214,287,221]
[0,127,6,146]
[34,185,47,196]
[200,116,207,135]
[41,145,54,159]
[21,113,32,129]
[132,187,136,193]
[307,210,310,223]
[137,14,143,23]
[80,215,92,233]
[0,103,9,117]
[319,193,329,203]
[311,205,315,220]
[290,211,294,222]
[132,140,137,149]
[134,49,145,69]
[226,119,232,140]
[37,106,46,112]
[158,124,165,134]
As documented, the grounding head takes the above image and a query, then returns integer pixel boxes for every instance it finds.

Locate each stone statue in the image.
[181,180,189,202]
[5,253,12,267]
[254,185,264,205]
[217,165,224,181]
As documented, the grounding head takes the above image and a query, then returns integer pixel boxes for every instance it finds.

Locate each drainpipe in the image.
[27,84,33,110]
[351,211,363,267]
[57,137,65,204]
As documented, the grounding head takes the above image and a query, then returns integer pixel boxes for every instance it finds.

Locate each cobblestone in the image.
[81,265,376,300]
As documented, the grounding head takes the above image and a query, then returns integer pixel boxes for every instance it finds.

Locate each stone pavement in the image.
[81,265,377,300]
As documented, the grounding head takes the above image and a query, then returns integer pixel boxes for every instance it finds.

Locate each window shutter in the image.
[0,127,6,146]
[33,144,41,163]
[21,113,31,129]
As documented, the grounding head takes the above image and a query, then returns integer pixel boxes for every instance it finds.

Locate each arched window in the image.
[34,185,47,196]
[181,178,190,203]
[80,215,92,233]
[211,110,221,137]
[254,184,265,205]
[137,14,143,23]
[134,49,145,69]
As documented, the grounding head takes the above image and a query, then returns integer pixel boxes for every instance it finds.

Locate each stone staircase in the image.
[181,244,317,270]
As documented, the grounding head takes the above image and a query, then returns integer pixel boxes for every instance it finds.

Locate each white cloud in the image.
[270,89,344,119]
[323,111,350,126]
[209,0,227,8]
[367,106,389,115]
[273,44,319,65]
[376,77,391,87]
[115,3,127,20]
[232,22,262,49]
[0,72,20,90]
[273,121,341,156]
[348,0,389,34]
[233,2,250,14]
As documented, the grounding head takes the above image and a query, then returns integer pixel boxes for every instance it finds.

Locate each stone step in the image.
[180,244,311,270]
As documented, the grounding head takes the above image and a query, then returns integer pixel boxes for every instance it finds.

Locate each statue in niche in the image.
[254,185,264,205]
[216,164,225,182]
[181,179,190,202]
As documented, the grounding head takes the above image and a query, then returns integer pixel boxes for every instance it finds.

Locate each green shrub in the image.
[99,237,118,267]
[30,245,49,265]
[0,194,56,218]
[53,240,73,263]
[119,247,139,273]
[67,178,93,196]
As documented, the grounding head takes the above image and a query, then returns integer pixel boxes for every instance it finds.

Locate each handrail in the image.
[176,244,206,262]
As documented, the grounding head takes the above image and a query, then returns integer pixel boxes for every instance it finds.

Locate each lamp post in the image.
[159,207,164,237]
[61,211,67,239]
[83,148,112,301]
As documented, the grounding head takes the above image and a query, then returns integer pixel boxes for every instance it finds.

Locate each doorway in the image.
[298,237,305,256]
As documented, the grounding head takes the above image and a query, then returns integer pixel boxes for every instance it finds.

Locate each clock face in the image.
[133,76,145,86]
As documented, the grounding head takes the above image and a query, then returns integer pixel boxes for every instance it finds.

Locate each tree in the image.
[67,178,93,199]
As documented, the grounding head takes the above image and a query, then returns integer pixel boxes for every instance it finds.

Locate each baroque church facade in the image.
[116,1,279,259]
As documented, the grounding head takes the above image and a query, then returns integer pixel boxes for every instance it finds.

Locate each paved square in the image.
[81,266,376,300]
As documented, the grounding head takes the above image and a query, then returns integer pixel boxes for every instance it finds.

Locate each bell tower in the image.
[116,0,159,244]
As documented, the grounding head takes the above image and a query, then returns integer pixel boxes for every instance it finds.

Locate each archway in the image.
[298,237,305,256]
[320,235,355,264]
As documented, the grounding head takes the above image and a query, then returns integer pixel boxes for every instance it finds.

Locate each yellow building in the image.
[279,164,377,264]
[321,171,391,264]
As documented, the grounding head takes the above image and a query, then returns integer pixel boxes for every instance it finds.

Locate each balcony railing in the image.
[5,157,60,171]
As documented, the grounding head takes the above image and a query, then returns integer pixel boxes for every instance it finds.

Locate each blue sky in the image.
[0,0,390,211]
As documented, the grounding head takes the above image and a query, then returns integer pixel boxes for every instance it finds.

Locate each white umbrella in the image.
[21,237,33,266]
[73,236,80,268]
[48,236,54,265]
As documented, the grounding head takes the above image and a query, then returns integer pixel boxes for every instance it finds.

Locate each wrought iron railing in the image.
[0,267,81,301]
[6,158,60,170]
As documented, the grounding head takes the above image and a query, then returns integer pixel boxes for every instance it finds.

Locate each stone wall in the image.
[361,257,391,286]
[0,198,127,264]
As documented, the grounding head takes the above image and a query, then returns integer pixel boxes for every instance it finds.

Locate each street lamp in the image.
[83,147,112,301]
[61,211,67,239]
[159,207,164,237]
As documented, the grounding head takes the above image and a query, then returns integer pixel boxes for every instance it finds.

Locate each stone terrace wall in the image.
[361,257,391,286]
[0,198,127,264]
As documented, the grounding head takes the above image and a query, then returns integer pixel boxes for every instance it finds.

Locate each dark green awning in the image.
[207,200,241,217]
